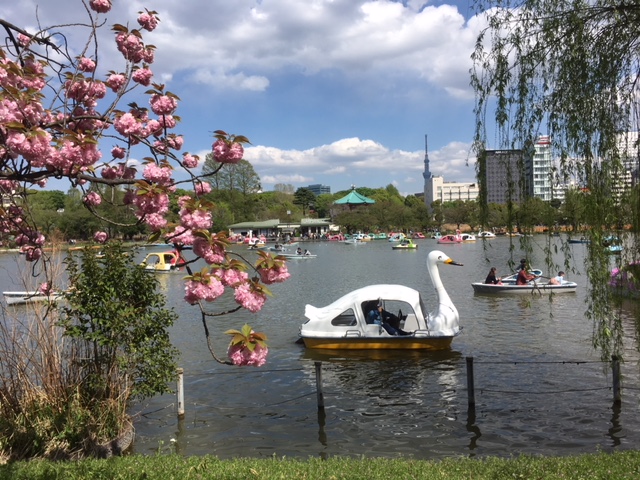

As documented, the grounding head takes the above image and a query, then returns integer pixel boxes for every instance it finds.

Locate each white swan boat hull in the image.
[300,284,459,350]
[299,251,463,350]
[471,281,578,295]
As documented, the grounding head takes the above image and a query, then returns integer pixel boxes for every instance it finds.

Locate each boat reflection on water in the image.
[298,347,471,455]
[299,347,464,407]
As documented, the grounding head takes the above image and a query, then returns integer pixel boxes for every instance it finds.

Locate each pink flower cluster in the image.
[228,343,268,367]
[150,94,178,116]
[212,139,244,164]
[193,236,225,264]
[137,10,159,32]
[89,0,111,14]
[83,191,102,206]
[178,197,212,230]
[184,275,224,304]
[258,265,290,284]
[215,268,249,287]
[234,283,266,313]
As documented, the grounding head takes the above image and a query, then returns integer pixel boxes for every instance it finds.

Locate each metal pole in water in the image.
[177,367,185,419]
[612,356,621,406]
[466,356,476,407]
[314,361,325,410]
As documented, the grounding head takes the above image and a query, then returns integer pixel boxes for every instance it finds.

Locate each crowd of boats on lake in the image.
[3,230,638,354]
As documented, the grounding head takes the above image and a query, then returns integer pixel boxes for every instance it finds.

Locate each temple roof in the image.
[333,189,375,205]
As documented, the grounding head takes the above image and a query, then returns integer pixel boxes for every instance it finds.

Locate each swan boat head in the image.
[426,250,463,336]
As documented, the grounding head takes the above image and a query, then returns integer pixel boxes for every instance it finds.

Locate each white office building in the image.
[533,136,554,201]
[422,135,479,209]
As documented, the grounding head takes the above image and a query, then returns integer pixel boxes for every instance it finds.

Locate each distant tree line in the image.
[14,175,629,244]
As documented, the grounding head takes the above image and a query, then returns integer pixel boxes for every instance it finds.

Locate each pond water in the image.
[1,237,640,460]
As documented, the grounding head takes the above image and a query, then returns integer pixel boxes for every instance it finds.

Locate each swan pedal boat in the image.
[437,234,463,244]
[299,250,463,350]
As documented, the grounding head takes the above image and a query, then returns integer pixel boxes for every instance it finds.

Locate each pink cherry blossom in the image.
[194,181,211,195]
[234,283,266,313]
[192,237,225,264]
[142,47,155,64]
[150,94,178,116]
[165,226,195,246]
[158,115,176,129]
[89,0,111,13]
[114,112,143,137]
[259,265,291,284]
[143,163,173,185]
[106,73,127,92]
[115,32,145,63]
[182,153,199,168]
[111,146,126,159]
[184,276,225,304]
[138,12,159,32]
[215,268,249,287]
[180,208,212,230]
[132,68,153,86]
[228,343,268,367]
[212,139,244,164]
[18,34,31,47]
[144,213,167,231]
[78,57,96,73]
[23,246,42,262]
[83,191,102,206]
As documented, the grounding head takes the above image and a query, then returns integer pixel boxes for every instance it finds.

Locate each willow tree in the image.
[472,0,640,360]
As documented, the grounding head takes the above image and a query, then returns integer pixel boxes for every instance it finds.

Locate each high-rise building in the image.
[617,131,640,189]
[483,149,532,204]
[533,136,553,201]
[306,184,331,196]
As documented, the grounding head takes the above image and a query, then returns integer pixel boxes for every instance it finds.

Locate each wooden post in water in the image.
[177,367,185,419]
[466,357,476,407]
[612,356,621,406]
[314,361,325,410]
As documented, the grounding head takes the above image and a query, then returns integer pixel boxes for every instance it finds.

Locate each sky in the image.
[6,0,490,196]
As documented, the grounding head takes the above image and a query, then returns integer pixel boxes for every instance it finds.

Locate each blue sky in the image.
[8,0,489,196]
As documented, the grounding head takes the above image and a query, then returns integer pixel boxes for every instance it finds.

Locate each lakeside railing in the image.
[171,355,633,417]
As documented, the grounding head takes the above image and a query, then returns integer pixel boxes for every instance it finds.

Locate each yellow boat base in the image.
[301,336,454,350]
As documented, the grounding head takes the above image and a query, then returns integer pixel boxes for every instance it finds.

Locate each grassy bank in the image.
[1,451,640,479]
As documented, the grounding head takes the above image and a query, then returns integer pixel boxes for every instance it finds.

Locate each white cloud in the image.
[7,0,483,195]
[244,137,476,192]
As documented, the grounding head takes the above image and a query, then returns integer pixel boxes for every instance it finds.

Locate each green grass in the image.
[1,451,640,479]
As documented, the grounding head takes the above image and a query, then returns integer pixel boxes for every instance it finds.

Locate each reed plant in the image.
[0,242,178,461]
